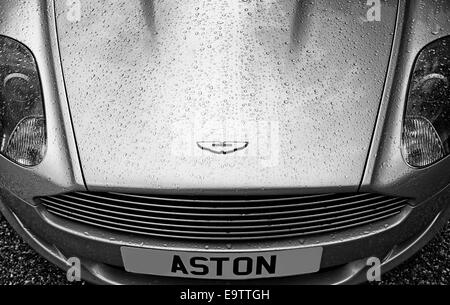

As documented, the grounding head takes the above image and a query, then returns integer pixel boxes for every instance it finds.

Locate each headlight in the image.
[0,36,46,166]
[402,36,449,168]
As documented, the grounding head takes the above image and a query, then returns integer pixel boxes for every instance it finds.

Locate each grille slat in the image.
[40,196,405,227]
[64,192,376,211]
[44,206,403,240]
[37,192,408,241]
[42,200,404,231]
[47,208,401,240]
[48,194,396,218]
[105,192,364,204]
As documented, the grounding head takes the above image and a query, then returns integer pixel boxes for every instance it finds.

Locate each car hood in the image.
[55,0,398,192]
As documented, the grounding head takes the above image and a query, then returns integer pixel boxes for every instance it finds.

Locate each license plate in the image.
[121,246,323,280]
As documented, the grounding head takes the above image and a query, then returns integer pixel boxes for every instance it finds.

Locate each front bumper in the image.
[1,184,449,285]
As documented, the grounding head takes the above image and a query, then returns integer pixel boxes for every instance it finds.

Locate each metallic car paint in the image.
[0,0,85,201]
[361,0,450,203]
[54,0,398,191]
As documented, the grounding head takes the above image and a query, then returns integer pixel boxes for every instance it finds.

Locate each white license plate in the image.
[121,246,323,280]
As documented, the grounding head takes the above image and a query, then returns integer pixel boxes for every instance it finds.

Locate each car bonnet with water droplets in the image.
[54,0,398,191]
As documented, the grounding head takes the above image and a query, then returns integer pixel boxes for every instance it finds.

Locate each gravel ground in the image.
[0,212,449,285]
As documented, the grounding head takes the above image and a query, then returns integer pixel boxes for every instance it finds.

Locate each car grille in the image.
[36,192,408,241]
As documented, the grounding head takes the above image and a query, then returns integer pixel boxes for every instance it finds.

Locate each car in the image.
[0,0,449,285]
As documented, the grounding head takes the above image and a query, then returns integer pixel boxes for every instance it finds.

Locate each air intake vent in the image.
[36,192,408,241]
